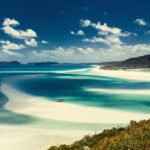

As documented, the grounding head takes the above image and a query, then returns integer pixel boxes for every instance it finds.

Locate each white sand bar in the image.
[2,84,150,124]
[0,124,92,150]
[85,88,150,95]
[73,66,150,81]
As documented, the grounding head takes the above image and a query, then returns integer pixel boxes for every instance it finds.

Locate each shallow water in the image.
[0,65,150,131]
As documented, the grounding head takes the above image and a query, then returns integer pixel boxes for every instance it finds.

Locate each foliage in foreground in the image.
[47,119,150,150]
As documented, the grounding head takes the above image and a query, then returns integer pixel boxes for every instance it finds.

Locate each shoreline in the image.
[85,88,150,95]
[68,65,150,81]
[2,83,150,124]
[90,66,150,81]
[0,124,93,150]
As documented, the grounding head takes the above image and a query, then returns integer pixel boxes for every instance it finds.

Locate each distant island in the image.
[0,61,103,66]
[0,61,21,66]
[0,61,59,66]
[0,54,150,70]
[27,62,59,66]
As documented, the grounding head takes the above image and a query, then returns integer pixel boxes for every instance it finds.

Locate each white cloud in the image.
[1,41,149,63]
[70,30,85,36]
[50,47,74,56]
[0,40,25,50]
[3,18,19,26]
[134,18,147,26]
[80,19,91,27]
[70,31,75,35]
[30,47,74,61]
[26,42,150,63]
[83,35,123,46]
[77,47,94,54]
[25,38,38,47]
[0,40,25,56]
[0,40,8,44]
[2,49,22,56]
[1,18,150,63]
[80,19,133,48]
[41,40,48,44]
[97,31,109,36]
[77,30,85,35]
[2,18,37,39]
[3,26,37,39]
[80,19,131,37]
[92,22,121,35]
[0,18,38,57]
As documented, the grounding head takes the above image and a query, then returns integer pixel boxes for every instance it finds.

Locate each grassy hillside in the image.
[47,119,150,150]
[102,54,150,69]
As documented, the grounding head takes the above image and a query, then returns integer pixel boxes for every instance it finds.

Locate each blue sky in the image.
[0,0,150,63]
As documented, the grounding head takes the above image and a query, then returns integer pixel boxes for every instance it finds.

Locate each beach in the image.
[85,88,150,95]
[1,66,150,150]
[0,124,91,150]
[2,83,150,124]
[89,66,150,81]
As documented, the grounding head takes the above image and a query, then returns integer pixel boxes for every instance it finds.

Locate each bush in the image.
[47,119,150,150]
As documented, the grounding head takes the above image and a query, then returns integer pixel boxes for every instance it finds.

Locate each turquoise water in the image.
[10,71,150,113]
[0,65,150,131]
[0,65,92,71]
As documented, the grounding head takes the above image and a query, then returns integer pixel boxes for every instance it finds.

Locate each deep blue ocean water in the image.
[0,65,150,131]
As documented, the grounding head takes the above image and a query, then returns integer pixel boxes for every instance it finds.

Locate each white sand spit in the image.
[2,84,150,124]
[87,66,150,81]
[85,88,150,95]
[0,124,91,150]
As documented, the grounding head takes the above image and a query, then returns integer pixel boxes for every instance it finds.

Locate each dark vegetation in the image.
[102,54,150,70]
[47,119,150,150]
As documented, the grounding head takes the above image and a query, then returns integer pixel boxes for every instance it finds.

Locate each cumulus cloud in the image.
[30,47,74,61]
[134,18,147,26]
[80,19,133,48]
[27,43,150,63]
[77,47,94,54]
[0,40,25,56]
[25,38,38,47]
[2,42,150,63]
[81,19,131,37]
[0,18,39,56]
[3,18,19,26]
[80,19,91,27]
[92,22,121,35]
[77,30,85,35]
[3,26,37,39]
[70,31,75,35]
[41,40,48,44]
[70,30,85,35]
[0,40,25,50]
[79,19,134,48]
[2,49,22,56]
[1,18,149,62]
[83,35,123,45]
[2,18,37,39]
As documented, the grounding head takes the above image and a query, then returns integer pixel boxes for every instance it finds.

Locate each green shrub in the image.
[47,119,150,150]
